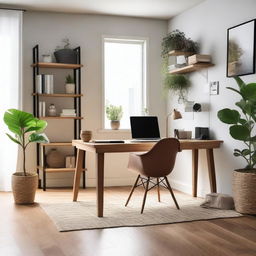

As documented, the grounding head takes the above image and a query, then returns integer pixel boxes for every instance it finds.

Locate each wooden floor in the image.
[0,187,256,256]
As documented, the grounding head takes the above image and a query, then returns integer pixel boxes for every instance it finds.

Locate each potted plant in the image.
[217,76,256,214]
[164,74,190,103]
[106,104,123,130]
[3,109,48,204]
[65,74,75,94]
[54,38,78,64]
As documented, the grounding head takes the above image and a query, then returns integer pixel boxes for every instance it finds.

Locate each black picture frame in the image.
[227,19,256,77]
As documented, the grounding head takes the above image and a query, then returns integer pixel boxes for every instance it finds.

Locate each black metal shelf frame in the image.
[32,44,85,191]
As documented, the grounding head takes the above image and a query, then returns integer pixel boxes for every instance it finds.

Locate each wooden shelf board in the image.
[169,63,214,74]
[40,116,83,120]
[31,62,83,69]
[40,142,73,147]
[37,167,86,173]
[168,50,194,57]
[32,93,83,98]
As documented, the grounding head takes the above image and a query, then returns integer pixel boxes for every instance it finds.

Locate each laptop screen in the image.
[130,116,160,139]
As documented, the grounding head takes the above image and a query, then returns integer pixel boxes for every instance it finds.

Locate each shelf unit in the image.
[32,45,86,191]
[168,50,214,74]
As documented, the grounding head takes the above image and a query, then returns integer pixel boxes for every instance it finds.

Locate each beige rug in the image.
[41,193,242,232]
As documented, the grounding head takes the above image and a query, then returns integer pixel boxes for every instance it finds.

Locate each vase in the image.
[111,120,120,130]
[46,148,65,168]
[233,169,256,214]
[54,49,78,64]
[48,104,57,116]
[80,130,92,142]
[12,172,38,204]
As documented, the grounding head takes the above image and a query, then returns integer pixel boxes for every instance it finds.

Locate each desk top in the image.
[72,139,223,153]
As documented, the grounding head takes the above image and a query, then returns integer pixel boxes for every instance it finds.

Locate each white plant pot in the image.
[65,83,75,94]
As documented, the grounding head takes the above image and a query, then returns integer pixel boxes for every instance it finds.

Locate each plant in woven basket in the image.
[217,76,256,214]
[217,77,256,171]
[164,74,190,103]
[4,109,49,176]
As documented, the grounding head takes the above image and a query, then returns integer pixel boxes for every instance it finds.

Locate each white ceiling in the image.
[0,0,205,19]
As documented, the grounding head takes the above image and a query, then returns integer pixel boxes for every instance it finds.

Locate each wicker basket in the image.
[12,172,38,204]
[233,170,256,214]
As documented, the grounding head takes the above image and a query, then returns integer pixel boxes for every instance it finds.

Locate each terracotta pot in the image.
[46,148,65,168]
[12,172,38,204]
[110,120,120,130]
[233,169,256,214]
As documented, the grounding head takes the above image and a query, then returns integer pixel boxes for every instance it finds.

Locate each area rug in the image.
[40,193,242,232]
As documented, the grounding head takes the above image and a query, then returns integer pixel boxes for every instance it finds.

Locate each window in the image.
[103,37,147,129]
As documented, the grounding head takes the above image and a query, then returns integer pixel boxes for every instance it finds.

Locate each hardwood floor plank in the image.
[0,188,256,256]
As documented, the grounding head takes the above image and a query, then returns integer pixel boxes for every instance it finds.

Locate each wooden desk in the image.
[72,139,223,217]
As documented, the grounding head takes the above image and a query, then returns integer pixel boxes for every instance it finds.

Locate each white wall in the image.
[167,0,256,196]
[23,12,167,187]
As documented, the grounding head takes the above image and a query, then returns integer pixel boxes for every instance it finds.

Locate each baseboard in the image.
[170,179,207,197]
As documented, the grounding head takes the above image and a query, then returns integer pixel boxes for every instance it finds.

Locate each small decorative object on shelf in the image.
[42,54,52,63]
[65,74,75,94]
[48,104,57,116]
[106,104,123,130]
[46,148,65,168]
[60,108,76,117]
[80,130,92,142]
[54,38,78,64]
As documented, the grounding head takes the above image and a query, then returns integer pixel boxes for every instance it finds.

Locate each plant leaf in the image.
[217,108,240,124]
[226,87,244,98]
[25,119,47,133]
[229,125,250,141]
[241,83,256,101]
[233,76,246,89]
[241,149,251,156]
[6,133,22,146]
[28,133,49,143]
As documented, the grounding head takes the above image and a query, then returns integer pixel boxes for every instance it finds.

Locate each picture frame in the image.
[227,19,256,77]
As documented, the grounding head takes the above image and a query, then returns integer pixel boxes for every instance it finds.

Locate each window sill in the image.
[97,129,131,133]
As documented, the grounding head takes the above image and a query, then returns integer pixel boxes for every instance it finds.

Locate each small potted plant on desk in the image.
[3,109,48,204]
[218,77,256,214]
[106,104,123,130]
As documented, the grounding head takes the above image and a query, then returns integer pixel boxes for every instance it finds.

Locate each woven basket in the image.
[80,130,92,142]
[233,170,256,214]
[12,172,38,204]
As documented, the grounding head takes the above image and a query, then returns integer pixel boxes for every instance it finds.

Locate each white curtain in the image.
[0,10,22,191]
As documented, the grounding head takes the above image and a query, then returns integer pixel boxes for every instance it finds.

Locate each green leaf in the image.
[234,76,246,89]
[6,133,22,146]
[25,119,47,133]
[226,87,244,98]
[28,133,49,143]
[241,83,256,101]
[217,108,240,124]
[238,118,247,125]
[241,149,251,156]
[233,152,241,157]
[229,125,250,141]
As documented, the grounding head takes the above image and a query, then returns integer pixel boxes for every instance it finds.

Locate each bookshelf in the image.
[32,45,86,191]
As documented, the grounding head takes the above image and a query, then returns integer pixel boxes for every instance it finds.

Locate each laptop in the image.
[130,116,161,142]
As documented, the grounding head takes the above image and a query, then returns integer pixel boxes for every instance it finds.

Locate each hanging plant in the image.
[164,74,190,103]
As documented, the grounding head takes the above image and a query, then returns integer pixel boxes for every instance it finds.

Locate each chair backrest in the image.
[136,138,180,177]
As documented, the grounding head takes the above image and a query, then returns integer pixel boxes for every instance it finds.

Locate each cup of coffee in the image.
[80,130,92,142]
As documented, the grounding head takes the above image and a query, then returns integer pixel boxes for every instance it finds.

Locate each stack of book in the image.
[38,101,46,117]
[36,74,54,94]
[188,54,211,65]
[60,109,76,117]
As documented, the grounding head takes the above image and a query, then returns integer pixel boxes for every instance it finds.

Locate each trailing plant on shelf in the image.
[217,76,256,214]
[3,109,48,204]
[164,74,190,103]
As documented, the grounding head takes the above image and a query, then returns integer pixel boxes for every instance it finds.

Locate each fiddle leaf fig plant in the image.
[217,77,256,170]
[4,109,49,176]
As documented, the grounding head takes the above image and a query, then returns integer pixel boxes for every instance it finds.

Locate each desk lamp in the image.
[166,109,182,137]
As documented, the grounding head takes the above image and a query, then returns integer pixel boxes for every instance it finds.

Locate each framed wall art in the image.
[227,19,256,77]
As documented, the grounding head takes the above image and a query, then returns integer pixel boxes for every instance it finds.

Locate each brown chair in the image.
[125,138,181,213]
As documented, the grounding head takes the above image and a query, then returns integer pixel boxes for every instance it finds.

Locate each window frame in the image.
[101,35,148,131]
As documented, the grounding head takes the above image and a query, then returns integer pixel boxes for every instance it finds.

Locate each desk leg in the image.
[206,148,217,193]
[96,153,104,217]
[73,149,85,201]
[192,149,199,197]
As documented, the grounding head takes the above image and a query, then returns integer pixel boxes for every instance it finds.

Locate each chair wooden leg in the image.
[157,178,160,202]
[164,177,180,210]
[141,177,150,214]
[125,175,140,207]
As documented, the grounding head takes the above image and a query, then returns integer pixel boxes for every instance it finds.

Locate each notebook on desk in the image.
[130,116,161,142]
